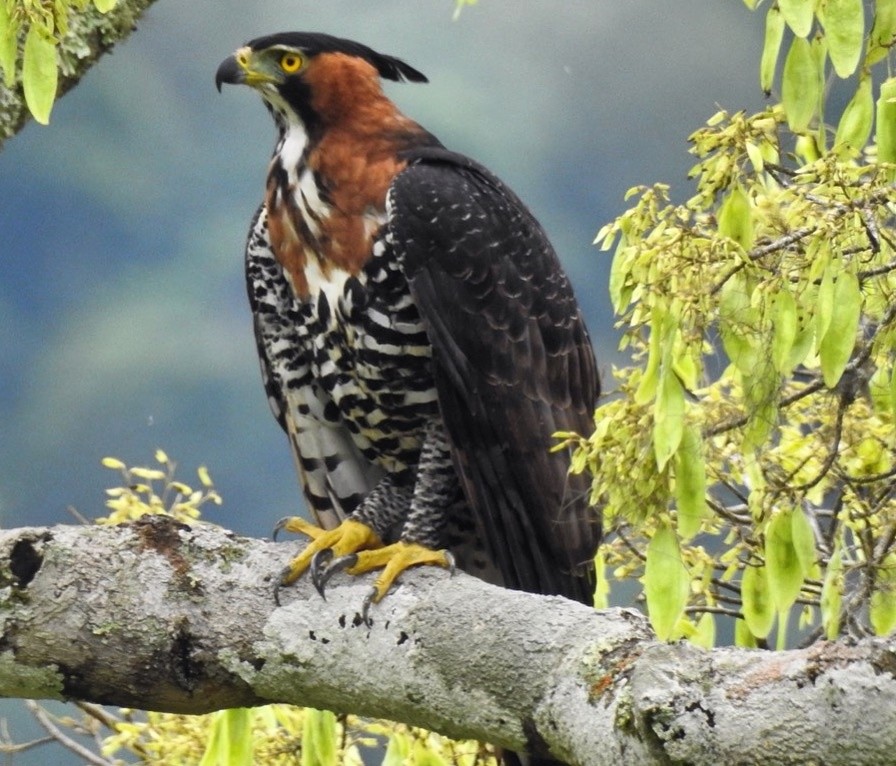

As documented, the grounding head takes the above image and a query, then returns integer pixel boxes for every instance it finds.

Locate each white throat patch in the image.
[278,120,309,186]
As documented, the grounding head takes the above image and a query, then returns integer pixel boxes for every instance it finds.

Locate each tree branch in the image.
[0,0,158,149]
[0,517,894,765]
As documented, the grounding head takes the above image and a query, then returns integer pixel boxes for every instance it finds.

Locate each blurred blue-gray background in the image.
[0,1,764,761]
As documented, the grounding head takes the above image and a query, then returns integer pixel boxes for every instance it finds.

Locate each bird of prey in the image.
[215,32,600,611]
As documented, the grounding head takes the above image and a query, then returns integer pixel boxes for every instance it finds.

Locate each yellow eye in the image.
[280,53,302,74]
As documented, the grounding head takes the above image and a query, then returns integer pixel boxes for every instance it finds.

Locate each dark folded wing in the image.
[388,148,601,604]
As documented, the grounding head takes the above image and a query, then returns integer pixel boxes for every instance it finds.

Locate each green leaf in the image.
[383,732,411,766]
[742,360,781,452]
[735,617,758,648]
[775,606,790,651]
[719,272,761,374]
[412,741,450,766]
[868,0,896,65]
[765,509,806,613]
[644,521,689,641]
[653,366,684,471]
[821,548,843,640]
[779,0,816,36]
[302,709,338,766]
[876,76,896,165]
[761,5,786,93]
[819,271,862,388]
[635,306,664,404]
[819,0,865,77]
[791,508,817,575]
[690,612,716,649]
[673,343,701,392]
[771,288,798,374]
[811,35,829,149]
[0,1,17,87]
[453,0,479,20]
[745,140,766,172]
[782,36,821,132]
[835,75,874,150]
[674,424,707,540]
[593,548,610,609]
[743,401,777,452]
[22,24,58,125]
[718,184,755,250]
[870,364,892,413]
[199,709,253,766]
[870,554,896,636]
[94,0,118,11]
[648,304,684,471]
[608,232,630,312]
[786,302,815,371]
[795,133,822,162]
[889,363,896,418]
[815,265,836,350]
[741,563,775,638]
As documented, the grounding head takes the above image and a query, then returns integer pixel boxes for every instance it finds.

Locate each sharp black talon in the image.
[444,550,456,576]
[312,552,359,598]
[361,586,377,626]
[272,517,291,541]
[309,549,335,598]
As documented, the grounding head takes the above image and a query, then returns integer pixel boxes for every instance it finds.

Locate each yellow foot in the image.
[275,517,383,588]
[348,542,455,606]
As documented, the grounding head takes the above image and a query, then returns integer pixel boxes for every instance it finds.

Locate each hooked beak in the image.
[216,46,286,93]
[215,53,245,92]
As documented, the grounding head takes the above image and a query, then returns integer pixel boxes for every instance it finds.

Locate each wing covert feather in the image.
[389,149,600,603]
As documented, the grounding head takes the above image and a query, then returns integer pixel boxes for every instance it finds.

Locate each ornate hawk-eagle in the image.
[216,32,600,609]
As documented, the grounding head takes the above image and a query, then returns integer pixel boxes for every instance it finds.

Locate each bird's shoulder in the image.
[389,146,523,235]
[386,147,587,358]
[389,147,564,293]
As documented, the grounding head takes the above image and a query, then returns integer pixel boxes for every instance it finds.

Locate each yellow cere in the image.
[236,46,251,69]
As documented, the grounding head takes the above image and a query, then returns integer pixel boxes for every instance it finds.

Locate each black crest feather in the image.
[246,32,428,83]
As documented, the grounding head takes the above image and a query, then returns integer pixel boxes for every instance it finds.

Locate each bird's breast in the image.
[265,122,411,303]
[265,176,390,302]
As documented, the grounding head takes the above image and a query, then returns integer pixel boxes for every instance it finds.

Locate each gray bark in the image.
[0,0,157,149]
[0,517,894,765]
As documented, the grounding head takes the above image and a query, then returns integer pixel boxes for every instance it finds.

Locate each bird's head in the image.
[215,32,428,133]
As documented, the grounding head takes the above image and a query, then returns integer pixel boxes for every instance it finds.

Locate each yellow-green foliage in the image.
[97,704,494,765]
[452,0,478,19]
[0,0,119,123]
[97,450,221,526]
[572,0,896,647]
[75,454,496,766]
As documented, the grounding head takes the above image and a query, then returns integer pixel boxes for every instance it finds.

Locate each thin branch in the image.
[614,524,648,562]
[858,206,882,254]
[685,605,743,619]
[24,702,116,766]
[0,735,54,755]
[707,498,751,526]
[75,702,122,731]
[748,225,818,260]
[788,396,847,493]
